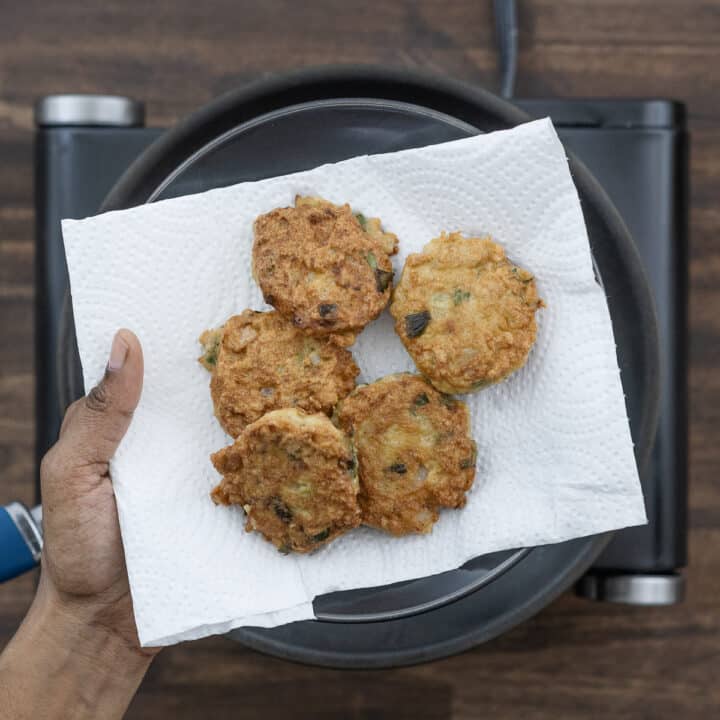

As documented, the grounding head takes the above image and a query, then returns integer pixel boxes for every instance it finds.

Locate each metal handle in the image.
[576,572,685,606]
[0,503,43,582]
[34,95,145,128]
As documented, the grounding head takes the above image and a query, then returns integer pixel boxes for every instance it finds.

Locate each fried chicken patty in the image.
[252,196,398,342]
[211,409,361,553]
[199,310,358,437]
[390,233,543,394]
[335,373,476,536]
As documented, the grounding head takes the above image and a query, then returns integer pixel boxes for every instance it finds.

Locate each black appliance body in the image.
[34,68,687,668]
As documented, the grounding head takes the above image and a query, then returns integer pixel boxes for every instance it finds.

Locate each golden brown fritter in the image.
[335,373,476,536]
[199,310,359,438]
[211,409,361,553]
[390,233,543,394]
[252,196,398,342]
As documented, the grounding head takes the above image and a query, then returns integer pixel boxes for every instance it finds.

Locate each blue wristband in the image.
[0,505,41,582]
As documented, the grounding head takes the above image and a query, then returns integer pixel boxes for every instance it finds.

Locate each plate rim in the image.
[58,65,659,663]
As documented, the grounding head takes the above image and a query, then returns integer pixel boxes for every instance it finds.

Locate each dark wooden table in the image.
[2,1,719,717]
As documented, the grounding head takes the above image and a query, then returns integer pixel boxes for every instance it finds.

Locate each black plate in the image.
[156,98,531,624]
[61,67,659,666]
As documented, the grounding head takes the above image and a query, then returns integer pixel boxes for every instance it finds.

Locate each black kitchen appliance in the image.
[29,67,687,667]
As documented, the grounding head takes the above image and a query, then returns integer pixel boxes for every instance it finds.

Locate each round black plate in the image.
[59,67,659,667]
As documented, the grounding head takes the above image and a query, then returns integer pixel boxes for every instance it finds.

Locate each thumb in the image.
[60,329,144,467]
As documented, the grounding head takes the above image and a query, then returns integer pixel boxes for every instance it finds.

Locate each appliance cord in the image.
[493,0,518,98]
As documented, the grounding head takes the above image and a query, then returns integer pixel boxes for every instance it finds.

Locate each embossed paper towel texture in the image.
[62,118,646,646]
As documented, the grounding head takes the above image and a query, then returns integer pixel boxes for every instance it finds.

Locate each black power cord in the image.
[493,0,518,98]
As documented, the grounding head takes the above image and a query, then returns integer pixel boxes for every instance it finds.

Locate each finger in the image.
[58,329,144,469]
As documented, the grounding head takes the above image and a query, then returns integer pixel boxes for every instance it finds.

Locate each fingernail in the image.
[107,332,129,371]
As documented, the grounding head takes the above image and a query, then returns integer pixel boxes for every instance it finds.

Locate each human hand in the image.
[40,328,155,650]
[0,329,157,720]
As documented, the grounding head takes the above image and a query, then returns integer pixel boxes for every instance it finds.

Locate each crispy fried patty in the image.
[211,409,361,553]
[335,373,476,536]
[390,233,543,394]
[199,310,358,437]
[252,196,398,342]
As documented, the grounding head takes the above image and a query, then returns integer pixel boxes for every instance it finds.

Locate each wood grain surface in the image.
[1,1,719,717]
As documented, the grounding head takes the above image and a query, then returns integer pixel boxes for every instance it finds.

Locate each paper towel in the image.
[61,118,646,647]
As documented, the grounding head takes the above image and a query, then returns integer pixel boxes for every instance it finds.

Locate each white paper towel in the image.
[62,118,646,647]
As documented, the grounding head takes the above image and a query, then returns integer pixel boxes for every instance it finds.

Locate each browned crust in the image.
[390,232,543,394]
[211,409,361,553]
[252,196,398,338]
[335,373,476,536]
[199,310,359,437]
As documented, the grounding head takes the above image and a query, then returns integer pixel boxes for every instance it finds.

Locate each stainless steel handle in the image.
[34,95,145,127]
[576,572,685,606]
